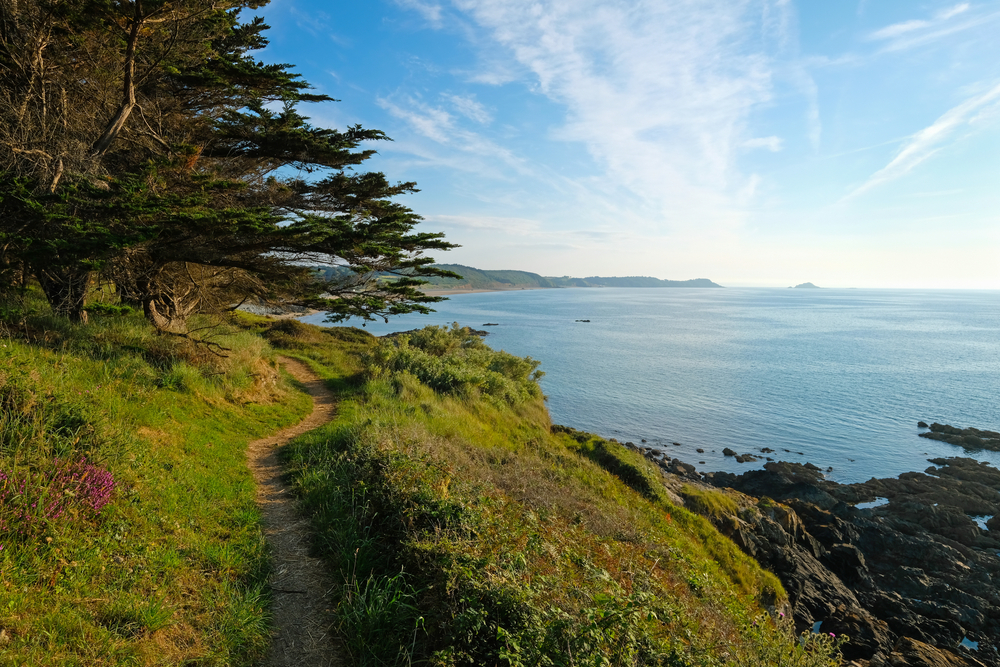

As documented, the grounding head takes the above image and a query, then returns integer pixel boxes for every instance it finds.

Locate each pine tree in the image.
[0,0,457,327]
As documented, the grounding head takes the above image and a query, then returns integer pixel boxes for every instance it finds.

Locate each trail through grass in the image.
[271,320,847,666]
[0,298,311,665]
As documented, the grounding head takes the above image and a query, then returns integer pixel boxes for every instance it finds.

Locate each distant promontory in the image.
[413,264,723,291]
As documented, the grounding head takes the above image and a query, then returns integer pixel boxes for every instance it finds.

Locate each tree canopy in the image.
[0,0,457,329]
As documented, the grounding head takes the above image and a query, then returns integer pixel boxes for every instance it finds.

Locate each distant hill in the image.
[792,282,820,289]
[417,264,556,290]
[567,276,723,288]
[312,264,723,290]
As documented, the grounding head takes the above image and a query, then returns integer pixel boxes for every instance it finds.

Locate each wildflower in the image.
[779,613,784,619]
[829,633,836,638]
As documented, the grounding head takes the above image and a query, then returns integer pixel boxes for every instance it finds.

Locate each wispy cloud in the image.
[744,136,784,152]
[937,3,971,20]
[847,81,1000,198]
[442,93,492,124]
[870,19,932,40]
[867,3,996,52]
[428,214,540,235]
[449,0,792,226]
[377,95,527,177]
[395,0,445,27]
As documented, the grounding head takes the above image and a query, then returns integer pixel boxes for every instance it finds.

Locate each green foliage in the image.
[679,485,739,520]
[0,306,311,665]
[365,323,543,404]
[0,0,457,326]
[412,264,556,290]
[275,320,843,667]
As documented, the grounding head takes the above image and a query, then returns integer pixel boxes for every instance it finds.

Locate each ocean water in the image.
[300,288,1000,484]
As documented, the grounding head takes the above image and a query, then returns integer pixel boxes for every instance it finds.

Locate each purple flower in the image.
[829,633,836,638]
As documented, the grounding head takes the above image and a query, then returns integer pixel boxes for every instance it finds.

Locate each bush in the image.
[366,324,543,404]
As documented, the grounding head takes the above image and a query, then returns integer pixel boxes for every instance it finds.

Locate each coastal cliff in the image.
[625,443,998,666]
[6,304,986,665]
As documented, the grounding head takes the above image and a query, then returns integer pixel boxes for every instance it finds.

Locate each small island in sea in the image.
[792,282,820,288]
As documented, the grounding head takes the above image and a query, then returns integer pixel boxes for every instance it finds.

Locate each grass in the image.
[274,322,846,666]
[0,290,847,665]
[0,290,311,665]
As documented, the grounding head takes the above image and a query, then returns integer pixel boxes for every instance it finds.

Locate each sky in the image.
[258,0,1000,288]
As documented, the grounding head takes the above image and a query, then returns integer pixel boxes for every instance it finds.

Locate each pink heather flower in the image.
[779,613,784,619]
[829,633,836,638]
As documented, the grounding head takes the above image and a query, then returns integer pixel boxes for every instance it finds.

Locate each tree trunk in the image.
[90,4,143,159]
[138,271,200,333]
[35,267,91,321]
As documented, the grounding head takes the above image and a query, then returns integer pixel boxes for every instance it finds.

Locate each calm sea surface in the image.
[301,288,1000,484]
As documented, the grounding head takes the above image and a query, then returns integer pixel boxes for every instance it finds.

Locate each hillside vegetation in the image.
[416,264,557,290]
[0,290,311,665]
[267,320,844,665]
[1,286,842,665]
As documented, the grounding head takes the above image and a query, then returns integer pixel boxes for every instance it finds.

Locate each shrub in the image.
[366,324,543,404]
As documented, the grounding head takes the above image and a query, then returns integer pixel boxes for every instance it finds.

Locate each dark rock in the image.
[823,604,894,662]
[886,637,982,666]
[700,452,1000,663]
[723,447,738,457]
[918,421,929,428]
[920,423,1000,452]
[696,448,704,453]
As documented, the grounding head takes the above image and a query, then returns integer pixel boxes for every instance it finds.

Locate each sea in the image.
[300,287,1000,485]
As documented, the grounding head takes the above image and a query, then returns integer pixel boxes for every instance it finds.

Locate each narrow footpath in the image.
[246,356,341,667]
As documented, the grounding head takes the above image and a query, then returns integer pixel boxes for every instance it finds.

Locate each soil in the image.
[246,356,341,666]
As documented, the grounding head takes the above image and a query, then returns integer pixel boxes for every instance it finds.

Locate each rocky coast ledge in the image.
[609,425,1000,667]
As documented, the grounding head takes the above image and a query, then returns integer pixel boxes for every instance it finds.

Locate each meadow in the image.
[0,292,310,665]
[0,290,844,665]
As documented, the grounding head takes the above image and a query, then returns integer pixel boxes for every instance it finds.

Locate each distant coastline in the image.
[418,263,724,292]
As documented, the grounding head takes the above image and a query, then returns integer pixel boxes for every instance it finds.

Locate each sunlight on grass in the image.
[0,292,311,665]
[277,322,844,666]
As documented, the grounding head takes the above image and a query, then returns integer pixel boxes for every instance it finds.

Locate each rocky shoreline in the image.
[621,427,1000,666]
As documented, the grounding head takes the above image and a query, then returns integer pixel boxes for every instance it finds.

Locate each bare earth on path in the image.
[246,356,341,667]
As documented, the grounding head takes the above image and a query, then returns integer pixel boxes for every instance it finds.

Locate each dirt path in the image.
[246,356,341,667]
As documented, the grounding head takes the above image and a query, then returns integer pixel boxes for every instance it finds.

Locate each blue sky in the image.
[260,0,1000,288]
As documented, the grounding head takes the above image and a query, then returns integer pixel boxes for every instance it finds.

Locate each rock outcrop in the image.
[678,458,1000,666]
[919,423,1000,452]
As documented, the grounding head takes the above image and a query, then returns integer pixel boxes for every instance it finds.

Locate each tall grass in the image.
[279,323,845,666]
[0,290,311,665]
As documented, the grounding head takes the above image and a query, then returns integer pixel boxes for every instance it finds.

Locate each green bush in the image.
[365,324,543,404]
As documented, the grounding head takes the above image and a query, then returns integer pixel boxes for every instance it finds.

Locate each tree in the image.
[0,0,457,327]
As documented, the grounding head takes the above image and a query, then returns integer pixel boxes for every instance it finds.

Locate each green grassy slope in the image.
[0,296,311,666]
[269,321,844,666]
[1,290,843,666]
